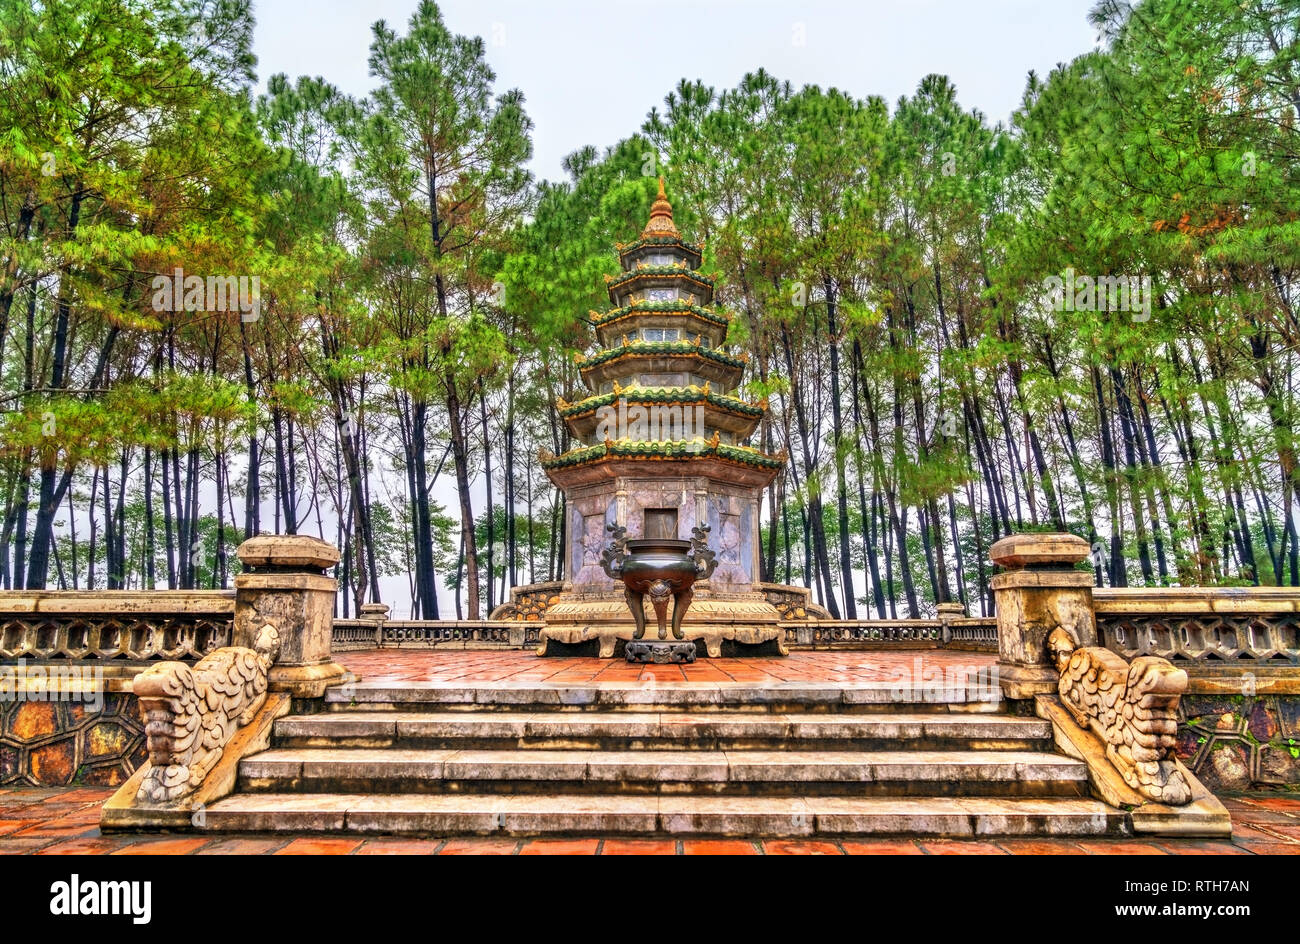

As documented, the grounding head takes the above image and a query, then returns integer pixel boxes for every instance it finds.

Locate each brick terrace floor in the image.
[0,787,1296,854]
[2,650,1297,854]
[335,648,995,684]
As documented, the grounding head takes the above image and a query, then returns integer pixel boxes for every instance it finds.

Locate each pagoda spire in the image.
[641,176,679,239]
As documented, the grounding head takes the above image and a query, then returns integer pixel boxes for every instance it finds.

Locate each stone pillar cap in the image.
[990,532,1090,568]
[359,602,390,617]
[236,534,341,570]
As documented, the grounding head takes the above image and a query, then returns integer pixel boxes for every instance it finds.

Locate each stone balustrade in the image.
[1094,587,1300,664]
[0,591,234,667]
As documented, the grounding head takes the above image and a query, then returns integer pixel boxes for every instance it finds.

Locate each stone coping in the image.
[0,590,235,613]
[1094,587,1300,613]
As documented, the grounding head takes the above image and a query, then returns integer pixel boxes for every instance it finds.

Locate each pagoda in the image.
[536,179,791,658]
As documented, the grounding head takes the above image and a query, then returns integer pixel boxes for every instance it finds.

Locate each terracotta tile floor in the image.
[0,784,1295,856]
[335,648,995,684]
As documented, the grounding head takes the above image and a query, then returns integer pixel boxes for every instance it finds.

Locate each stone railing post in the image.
[936,601,966,644]
[990,533,1096,699]
[234,535,348,697]
[360,602,390,647]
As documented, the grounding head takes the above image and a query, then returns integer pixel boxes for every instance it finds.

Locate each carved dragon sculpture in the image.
[133,623,280,805]
[1047,626,1191,805]
[599,523,629,579]
[689,524,718,580]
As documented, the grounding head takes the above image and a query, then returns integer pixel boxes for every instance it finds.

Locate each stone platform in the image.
[90,648,1226,841]
[537,594,786,658]
[334,648,992,684]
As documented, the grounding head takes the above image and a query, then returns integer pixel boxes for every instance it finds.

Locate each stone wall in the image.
[0,592,235,786]
[0,689,144,787]
[1177,694,1300,792]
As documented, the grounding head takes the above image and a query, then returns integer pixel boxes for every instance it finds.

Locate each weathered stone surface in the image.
[990,533,1091,569]
[1247,700,1278,740]
[1258,744,1300,784]
[991,534,1098,700]
[1048,628,1191,804]
[132,623,279,804]
[1204,740,1254,791]
[11,701,58,741]
[28,742,76,785]
[235,534,340,571]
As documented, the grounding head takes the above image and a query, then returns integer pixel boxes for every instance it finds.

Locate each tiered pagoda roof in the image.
[542,179,782,486]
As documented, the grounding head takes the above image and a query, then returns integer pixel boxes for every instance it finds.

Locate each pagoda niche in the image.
[535,179,792,658]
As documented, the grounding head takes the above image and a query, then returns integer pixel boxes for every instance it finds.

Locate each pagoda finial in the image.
[641,176,679,239]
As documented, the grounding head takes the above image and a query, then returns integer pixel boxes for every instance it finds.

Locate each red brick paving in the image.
[600,839,679,855]
[349,839,441,854]
[519,839,603,855]
[334,648,995,685]
[918,840,1009,855]
[273,838,363,855]
[840,840,925,855]
[682,839,761,855]
[436,839,517,855]
[1075,841,1170,855]
[990,839,1088,855]
[762,840,844,855]
[112,837,209,855]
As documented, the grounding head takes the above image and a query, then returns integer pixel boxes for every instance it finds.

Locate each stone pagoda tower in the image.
[536,179,791,658]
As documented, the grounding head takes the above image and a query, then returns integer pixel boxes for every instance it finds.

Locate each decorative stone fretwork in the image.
[1047,626,1192,805]
[0,592,234,662]
[990,532,1098,699]
[379,621,541,648]
[1093,588,1300,664]
[133,623,280,804]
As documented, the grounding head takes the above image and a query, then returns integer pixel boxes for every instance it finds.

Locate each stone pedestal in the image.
[539,590,785,658]
[234,535,349,698]
[990,533,1097,700]
[626,640,697,664]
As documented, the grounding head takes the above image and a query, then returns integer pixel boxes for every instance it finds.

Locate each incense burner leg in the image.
[625,588,646,640]
[648,580,672,640]
[671,588,692,640]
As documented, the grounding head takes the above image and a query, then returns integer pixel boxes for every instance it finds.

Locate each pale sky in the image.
[251,0,1101,184]
[245,0,1102,615]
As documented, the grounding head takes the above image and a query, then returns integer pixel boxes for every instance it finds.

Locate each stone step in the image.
[238,747,1088,797]
[201,792,1123,838]
[324,681,1003,713]
[275,710,1052,752]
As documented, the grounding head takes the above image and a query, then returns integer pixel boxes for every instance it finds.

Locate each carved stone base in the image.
[538,593,786,658]
[626,640,697,663]
[1035,695,1230,837]
[268,661,352,698]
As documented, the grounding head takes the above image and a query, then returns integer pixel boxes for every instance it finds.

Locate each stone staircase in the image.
[198,680,1128,838]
